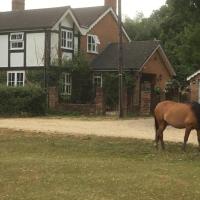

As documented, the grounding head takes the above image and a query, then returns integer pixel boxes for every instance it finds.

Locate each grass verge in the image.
[0,129,200,200]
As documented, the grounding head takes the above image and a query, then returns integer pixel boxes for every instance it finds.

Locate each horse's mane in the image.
[190,101,200,128]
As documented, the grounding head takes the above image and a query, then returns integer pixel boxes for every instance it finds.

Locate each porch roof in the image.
[91,41,160,71]
[91,40,176,76]
[187,70,200,81]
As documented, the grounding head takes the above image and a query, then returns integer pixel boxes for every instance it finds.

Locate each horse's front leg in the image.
[197,130,200,152]
[183,128,192,152]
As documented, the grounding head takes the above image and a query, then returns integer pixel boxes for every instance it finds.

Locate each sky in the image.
[1,0,166,18]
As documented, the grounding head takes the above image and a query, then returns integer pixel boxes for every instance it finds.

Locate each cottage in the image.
[92,41,176,114]
[0,0,175,115]
[0,0,129,87]
[187,70,200,103]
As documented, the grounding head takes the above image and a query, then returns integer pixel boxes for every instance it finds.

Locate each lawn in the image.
[0,129,200,200]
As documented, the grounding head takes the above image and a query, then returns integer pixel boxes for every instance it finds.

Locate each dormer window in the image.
[61,30,73,50]
[10,32,24,50]
[87,34,100,54]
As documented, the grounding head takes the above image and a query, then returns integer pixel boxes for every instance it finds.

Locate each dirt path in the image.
[0,117,198,145]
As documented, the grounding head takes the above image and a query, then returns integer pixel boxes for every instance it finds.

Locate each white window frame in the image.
[7,71,25,87]
[93,73,103,88]
[61,73,72,96]
[10,32,24,50]
[61,29,73,50]
[87,34,100,54]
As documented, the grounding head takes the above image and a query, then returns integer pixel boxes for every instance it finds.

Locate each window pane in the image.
[8,73,15,86]
[61,73,72,95]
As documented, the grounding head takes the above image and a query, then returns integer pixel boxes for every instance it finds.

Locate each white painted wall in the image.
[0,35,8,67]
[74,37,79,54]
[26,33,45,67]
[62,52,72,61]
[51,32,59,64]
[10,52,24,67]
[61,14,73,28]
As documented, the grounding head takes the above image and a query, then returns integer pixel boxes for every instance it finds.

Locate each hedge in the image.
[0,85,47,116]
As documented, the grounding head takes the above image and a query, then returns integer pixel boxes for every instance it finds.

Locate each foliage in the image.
[124,0,200,86]
[49,53,94,104]
[0,85,47,116]
[0,70,7,85]
[26,69,44,87]
[103,72,136,110]
[103,72,119,110]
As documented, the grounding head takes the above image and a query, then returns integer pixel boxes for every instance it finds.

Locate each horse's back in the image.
[154,101,197,129]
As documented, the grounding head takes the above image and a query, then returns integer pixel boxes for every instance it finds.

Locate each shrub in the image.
[0,85,47,116]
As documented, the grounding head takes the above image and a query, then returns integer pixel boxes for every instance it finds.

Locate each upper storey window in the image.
[61,30,73,50]
[87,35,100,54]
[10,33,24,50]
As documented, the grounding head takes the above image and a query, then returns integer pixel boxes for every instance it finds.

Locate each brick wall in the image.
[48,87,105,115]
[80,12,129,61]
[48,87,59,109]
[142,51,172,90]
[189,73,200,102]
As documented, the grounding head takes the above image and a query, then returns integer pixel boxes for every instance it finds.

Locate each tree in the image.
[124,0,200,86]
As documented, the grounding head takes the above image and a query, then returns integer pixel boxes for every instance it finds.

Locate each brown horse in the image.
[154,100,200,151]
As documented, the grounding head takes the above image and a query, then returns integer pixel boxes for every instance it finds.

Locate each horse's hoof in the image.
[153,143,158,150]
[182,147,186,152]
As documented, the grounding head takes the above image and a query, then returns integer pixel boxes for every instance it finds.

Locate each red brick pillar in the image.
[95,87,105,115]
[48,87,59,109]
[133,73,141,113]
[140,81,151,115]
[140,91,151,115]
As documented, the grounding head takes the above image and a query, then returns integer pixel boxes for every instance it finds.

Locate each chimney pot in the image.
[104,0,117,13]
[12,0,25,11]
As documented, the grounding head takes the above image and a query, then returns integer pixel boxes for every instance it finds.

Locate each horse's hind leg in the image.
[159,123,167,150]
[197,130,200,151]
[183,128,192,151]
[156,121,167,150]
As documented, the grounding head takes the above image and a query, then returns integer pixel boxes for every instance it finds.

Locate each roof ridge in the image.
[72,5,109,10]
[0,6,70,14]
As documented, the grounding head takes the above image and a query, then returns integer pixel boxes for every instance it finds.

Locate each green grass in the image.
[0,129,200,200]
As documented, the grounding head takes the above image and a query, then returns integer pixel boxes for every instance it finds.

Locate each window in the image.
[93,74,102,88]
[7,71,25,87]
[10,33,24,50]
[61,30,73,50]
[61,73,72,96]
[87,35,100,54]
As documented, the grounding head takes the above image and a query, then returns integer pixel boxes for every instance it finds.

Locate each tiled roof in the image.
[91,41,160,71]
[0,6,110,31]
[72,6,109,28]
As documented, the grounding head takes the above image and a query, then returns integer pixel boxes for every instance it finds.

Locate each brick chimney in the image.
[12,0,25,11]
[105,0,117,13]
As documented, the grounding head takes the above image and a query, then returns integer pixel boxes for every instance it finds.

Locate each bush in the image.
[0,85,47,116]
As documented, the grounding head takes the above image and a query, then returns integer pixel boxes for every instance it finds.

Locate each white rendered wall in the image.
[0,35,8,67]
[62,52,72,61]
[74,37,79,54]
[61,15,73,28]
[51,32,59,64]
[26,33,45,67]
[10,52,24,67]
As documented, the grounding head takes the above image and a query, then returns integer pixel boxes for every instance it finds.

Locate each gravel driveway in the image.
[0,117,198,145]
